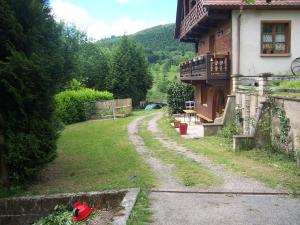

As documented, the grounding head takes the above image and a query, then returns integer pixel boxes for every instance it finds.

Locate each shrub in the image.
[55,88,113,124]
[218,122,240,140]
[166,81,194,114]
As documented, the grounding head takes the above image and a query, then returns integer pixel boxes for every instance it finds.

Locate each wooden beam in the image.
[208,10,231,20]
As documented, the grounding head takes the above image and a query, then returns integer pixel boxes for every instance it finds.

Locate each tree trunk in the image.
[0,129,9,187]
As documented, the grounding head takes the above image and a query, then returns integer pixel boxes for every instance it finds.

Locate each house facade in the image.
[175,0,300,121]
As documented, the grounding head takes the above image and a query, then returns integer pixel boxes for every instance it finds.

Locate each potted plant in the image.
[174,119,181,128]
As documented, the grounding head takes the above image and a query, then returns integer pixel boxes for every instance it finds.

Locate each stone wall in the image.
[234,90,300,152]
[274,96,300,150]
[0,190,126,225]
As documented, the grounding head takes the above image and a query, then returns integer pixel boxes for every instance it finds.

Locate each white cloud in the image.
[115,0,145,3]
[51,0,154,40]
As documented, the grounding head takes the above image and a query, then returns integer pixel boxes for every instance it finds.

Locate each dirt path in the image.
[148,112,279,193]
[128,113,300,225]
[128,115,188,191]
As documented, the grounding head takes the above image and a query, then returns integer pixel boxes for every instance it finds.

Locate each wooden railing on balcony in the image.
[180,0,208,39]
[180,54,230,81]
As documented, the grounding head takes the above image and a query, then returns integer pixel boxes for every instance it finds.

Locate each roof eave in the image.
[203,4,300,10]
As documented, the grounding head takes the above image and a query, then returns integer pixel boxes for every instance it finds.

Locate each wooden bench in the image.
[196,113,213,123]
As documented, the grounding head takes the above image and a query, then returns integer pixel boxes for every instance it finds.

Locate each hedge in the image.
[55,88,113,124]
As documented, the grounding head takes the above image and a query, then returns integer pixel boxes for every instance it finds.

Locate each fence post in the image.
[112,100,116,120]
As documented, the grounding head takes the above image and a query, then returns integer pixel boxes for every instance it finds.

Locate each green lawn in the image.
[127,190,152,225]
[138,118,221,187]
[158,116,300,192]
[23,111,156,195]
[271,80,300,98]
[276,80,300,89]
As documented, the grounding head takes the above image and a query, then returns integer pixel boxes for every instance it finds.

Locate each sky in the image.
[50,0,178,40]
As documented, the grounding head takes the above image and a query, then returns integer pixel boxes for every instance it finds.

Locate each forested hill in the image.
[97,23,195,103]
[97,23,194,63]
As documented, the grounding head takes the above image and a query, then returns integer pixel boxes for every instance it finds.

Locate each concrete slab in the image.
[173,115,204,139]
[113,188,140,225]
[150,192,300,225]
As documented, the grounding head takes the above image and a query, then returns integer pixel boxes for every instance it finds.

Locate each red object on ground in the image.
[72,202,94,221]
[179,123,188,135]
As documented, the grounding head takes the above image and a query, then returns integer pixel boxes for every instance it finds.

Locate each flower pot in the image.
[179,123,188,135]
[174,120,181,128]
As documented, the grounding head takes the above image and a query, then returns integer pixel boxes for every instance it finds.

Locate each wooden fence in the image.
[92,98,132,119]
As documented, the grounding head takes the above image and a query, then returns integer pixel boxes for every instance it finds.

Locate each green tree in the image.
[76,42,110,91]
[109,36,152,105]
[57,23,87,90]
[0,0,68,186]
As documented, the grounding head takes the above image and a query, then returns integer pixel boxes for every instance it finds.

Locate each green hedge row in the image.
[55,88,113,124]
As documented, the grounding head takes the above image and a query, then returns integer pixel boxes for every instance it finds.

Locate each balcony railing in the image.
[180,0,208,39]
[180,54,230,81]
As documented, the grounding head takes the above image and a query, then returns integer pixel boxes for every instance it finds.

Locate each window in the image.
[261,21,291,55]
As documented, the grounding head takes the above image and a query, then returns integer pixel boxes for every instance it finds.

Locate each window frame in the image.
[260,20,291,57]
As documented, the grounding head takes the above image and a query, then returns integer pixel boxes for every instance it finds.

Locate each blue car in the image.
[145,103,163,110]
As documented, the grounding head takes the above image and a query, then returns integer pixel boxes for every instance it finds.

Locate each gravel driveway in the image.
[128,112,300,225]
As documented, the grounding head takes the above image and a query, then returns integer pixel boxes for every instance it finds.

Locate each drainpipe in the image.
[237,6,243,75]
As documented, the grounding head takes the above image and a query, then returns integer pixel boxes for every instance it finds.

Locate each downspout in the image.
[237,6,243,75]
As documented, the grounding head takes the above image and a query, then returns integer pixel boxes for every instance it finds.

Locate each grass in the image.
[4,110,156,196]
[271,80,300,98]
[277,80,300,89]
[158,115,300,192]
[0,110,158,225]
[127,190,152,225]
[138,118,221,187]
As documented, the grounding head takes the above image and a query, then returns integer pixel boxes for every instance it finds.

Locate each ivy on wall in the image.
[260,96,292,154]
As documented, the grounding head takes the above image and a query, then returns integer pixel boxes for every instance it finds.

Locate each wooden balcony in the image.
[179,0,208,39]
[180,54,230,82]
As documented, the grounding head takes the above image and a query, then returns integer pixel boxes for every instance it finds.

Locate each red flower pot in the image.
[179,123,188,135]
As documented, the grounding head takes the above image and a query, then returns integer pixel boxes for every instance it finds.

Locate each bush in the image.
[166,81,194,114]
[55,88,113,124]
[218,122,240,140]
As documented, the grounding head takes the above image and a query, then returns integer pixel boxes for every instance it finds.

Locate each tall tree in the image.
[0,0,67,186]
[76,42,110,91]
[109,36,152,105]
[57,23,88,90]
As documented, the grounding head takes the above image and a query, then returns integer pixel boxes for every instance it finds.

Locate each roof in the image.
[204,0,300,6]
[204,0,300,8]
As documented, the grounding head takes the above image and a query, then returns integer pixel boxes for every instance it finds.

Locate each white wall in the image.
[232,10,300,76]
